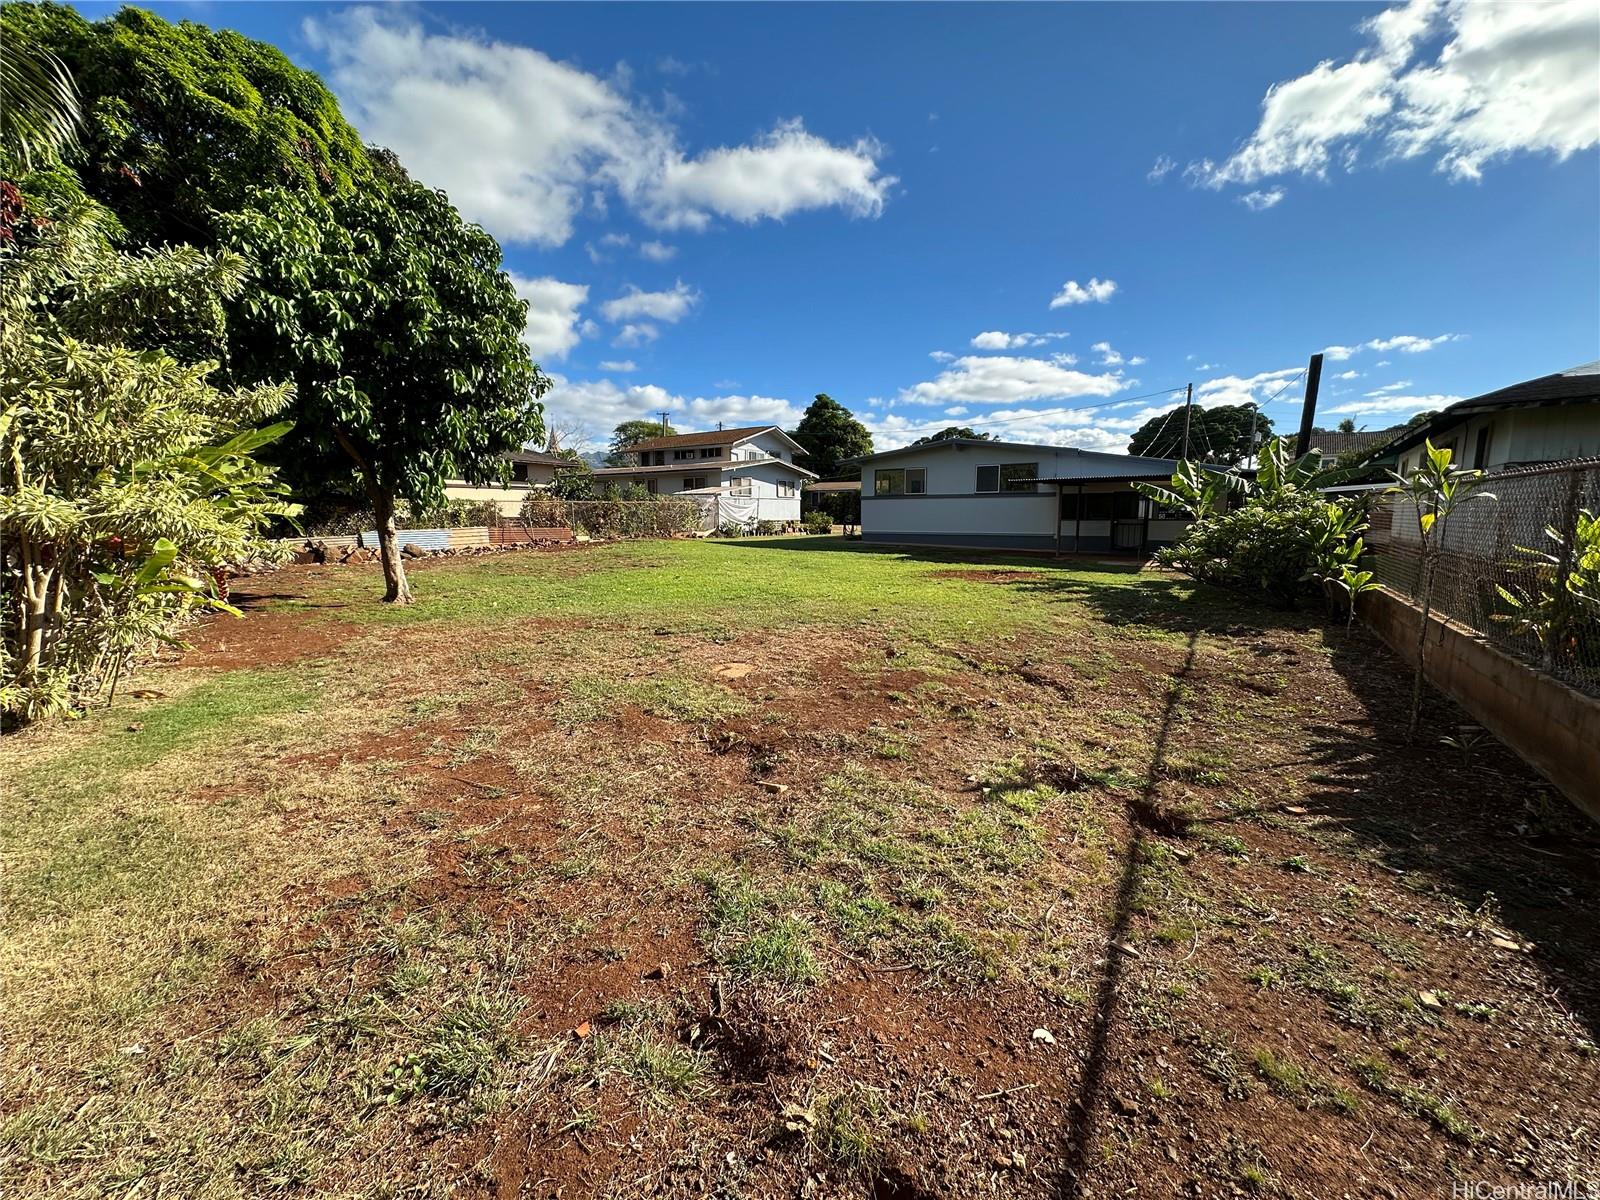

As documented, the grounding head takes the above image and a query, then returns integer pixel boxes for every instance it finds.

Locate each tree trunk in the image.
[367,483,413,605]
[1406,552,1436,744]
[333,427,413,605]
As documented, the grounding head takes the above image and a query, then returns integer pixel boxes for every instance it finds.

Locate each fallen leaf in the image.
[574,1021,592,1039]
[1490,937,1522,952]
[1419,991,1442,1009]
[1031,1027,1056,1045]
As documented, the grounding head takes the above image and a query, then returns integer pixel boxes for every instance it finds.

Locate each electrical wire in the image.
[879,383,1190,440]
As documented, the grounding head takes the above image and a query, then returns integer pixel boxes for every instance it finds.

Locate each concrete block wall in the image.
[1359,587,1600,821]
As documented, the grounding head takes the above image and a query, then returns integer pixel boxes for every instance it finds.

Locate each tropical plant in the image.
[0,194,297,721]
[1492,507,1600,681]
[1137,437,1368,608]
[2,3,368,247]
[1133,459,1241,521]
[0,24,80,172]
[1385,440,1492,741]
[219,181,548,603]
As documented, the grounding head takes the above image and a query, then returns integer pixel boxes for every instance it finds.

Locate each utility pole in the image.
[1294,353,1324,458]
[1181,382,1194,461]
[657,410,671,434]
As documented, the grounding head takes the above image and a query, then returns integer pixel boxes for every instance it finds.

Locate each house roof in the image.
[508,449,573,468]
[590,459,819,479]
[1385,360,1600,457]
[855,437,1226,480]
[1304,427,1403,457]
[629,425,789,452]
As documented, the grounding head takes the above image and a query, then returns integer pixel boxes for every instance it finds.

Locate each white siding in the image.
[1394,403,1600,474]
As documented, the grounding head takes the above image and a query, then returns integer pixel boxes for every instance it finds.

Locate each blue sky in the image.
[83,1,1600,453]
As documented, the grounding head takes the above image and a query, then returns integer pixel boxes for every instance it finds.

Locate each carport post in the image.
[1053,483,1063,557]
[1074,483,1084,554]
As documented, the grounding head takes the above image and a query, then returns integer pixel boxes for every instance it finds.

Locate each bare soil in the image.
[14,554,1599,1200]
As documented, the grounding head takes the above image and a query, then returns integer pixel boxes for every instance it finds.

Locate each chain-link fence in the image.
[1365,458,1600,697]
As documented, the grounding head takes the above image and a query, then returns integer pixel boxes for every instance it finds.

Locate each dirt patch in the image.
[930,568,1043,584]
[14,547,1600,1200]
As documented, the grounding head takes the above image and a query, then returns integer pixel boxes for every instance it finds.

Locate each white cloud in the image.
[1327,392,1463,416]
[1049,277,1118,308]
[614,323,659,347]
[598,359,637,372]
[1366,379,1415,394]
[1239,188,1286,211]
[1091,341,1143,367]
[899,354,1125,408]
[929,350,956,362]
[648,118,896,231]
[508,274,589,360]
[305,8,895,246]
[638,240,677,262]
[1367,332,1457,353]
[543,373,804,435]
[866,403,1147,454]
[1147,154,1176,182]
[600,281,700,323]
[970,330,1069,350]
[1189,0,1599,190]
[1323,344,1359,360]
[1195,367,1305,409]
[1336,369,1363,380]
[943,406,969,417]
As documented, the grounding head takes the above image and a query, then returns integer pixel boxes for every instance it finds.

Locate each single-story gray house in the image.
[856,438,1222,554]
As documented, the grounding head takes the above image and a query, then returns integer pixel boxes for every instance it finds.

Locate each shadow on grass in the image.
[725,537,1600,1036]
[1294,624,1600,1035]
[1058,630,1201,1199]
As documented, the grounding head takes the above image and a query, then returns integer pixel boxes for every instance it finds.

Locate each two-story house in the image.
[591,425,815,524]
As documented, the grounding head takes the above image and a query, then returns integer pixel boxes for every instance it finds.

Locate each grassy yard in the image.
[3,537,1597,1199]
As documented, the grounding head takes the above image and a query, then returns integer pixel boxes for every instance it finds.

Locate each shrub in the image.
[803,510,834,535]
[1142,437,1368,610]
[1,195,297,720]
[753,520,781,537]
[1157,492,1365,608]
[520,494,701,540]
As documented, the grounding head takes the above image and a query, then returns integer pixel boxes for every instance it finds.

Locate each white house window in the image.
[977,463,1038,493]
[777,479,799,497]
[874,468,925,495]
[730,477,753,496]
[673,449,696,461]
[699,447,722,459]
[682,476,708,490]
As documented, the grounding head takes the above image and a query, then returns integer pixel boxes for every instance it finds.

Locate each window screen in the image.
[976,465,1000,493]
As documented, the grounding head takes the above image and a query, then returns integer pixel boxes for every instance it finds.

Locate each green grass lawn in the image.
[3,537,1594,1199]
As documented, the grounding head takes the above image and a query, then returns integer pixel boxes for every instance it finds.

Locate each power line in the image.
[880,383,1191,440]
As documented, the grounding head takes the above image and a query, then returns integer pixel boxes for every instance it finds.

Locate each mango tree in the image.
[219,180,549,603]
